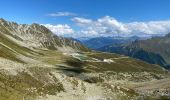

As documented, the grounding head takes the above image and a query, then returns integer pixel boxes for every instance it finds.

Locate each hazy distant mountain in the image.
[81,36,144,49]
[0,18,169,100]
[68,37,83,44]
[98,33,170,69]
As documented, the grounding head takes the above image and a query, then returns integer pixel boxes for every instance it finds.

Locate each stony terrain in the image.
[0,19,170,100]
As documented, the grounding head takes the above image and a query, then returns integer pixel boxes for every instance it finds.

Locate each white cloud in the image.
[72,16,170,37]
[97,16,129,33]
[71,17,92,25]
[48,12,77,17]
[126,21,170,35]
[42,24,74,36]
[42,16,170,38]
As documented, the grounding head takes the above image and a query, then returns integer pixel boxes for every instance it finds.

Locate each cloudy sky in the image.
[1,0,170,38]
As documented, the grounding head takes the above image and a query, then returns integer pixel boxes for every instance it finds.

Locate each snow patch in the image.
[103,59,114,63]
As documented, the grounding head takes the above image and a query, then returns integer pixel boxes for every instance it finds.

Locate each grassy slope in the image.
[0,31,43,63]
[2,29,160,74]
[1,48,168,97]
[0,46,168,100]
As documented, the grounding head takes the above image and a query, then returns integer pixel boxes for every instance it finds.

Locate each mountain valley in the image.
[0,19,170,100]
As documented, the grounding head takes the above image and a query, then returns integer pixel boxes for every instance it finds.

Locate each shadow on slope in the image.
[55,58,87,74]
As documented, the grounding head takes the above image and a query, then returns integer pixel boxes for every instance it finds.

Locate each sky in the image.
[0,0,170,38]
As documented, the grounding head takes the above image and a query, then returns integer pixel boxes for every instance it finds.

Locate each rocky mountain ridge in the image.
[0,18,89,51]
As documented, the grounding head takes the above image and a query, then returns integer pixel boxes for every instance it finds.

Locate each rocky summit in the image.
[0,19,170,100]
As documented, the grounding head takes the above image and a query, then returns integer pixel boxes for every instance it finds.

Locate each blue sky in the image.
[0,0,170,23]
[1,0,170,37]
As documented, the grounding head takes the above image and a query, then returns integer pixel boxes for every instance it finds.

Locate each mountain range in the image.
[81,36,144,49]
[98,33,170,69]
[0,18,169,100]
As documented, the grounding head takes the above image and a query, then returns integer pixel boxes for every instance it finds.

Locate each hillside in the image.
[0,19,169,100]
[98,33,170,69]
